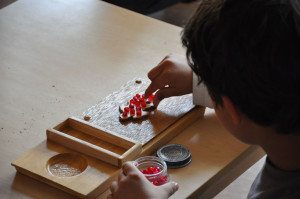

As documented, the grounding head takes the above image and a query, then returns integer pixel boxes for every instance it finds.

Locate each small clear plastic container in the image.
[134,156,169,186]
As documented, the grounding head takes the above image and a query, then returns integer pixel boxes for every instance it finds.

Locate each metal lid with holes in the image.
[156,144,192,168]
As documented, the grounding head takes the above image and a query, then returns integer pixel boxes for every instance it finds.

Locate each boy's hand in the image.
[145,54,193,107]
[108,162,179,199]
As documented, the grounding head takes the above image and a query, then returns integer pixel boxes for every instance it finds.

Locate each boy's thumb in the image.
[160,181,179,197]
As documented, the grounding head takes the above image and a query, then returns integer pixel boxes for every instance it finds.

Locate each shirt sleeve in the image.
[193,73,213,108]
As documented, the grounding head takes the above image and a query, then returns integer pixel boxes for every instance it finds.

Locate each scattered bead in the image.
[83,115,91,121]
[135,79,142,84]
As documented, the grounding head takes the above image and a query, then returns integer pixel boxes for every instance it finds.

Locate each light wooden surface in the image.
[0,0,264,198]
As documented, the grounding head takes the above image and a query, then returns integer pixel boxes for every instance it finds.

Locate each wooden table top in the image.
[0,0,264,198]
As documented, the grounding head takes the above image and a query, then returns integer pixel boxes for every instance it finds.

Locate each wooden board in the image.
[80,78,197,145]
[11,79,205,198]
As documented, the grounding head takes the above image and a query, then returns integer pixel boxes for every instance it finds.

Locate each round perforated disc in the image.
[156,144,191,168]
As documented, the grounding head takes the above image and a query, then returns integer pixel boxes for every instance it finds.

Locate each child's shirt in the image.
[247,158,300,199]
[192,73,213,108]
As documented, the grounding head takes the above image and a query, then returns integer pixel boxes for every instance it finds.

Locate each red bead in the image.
[148,94,154,102]
[136,94,141,98]
[155,176,168,185]
[137,110,142,116]
[152,167,160,173]
[161,176,167,181]
[130,108,135,116]
[135,100,140,107]
[122,112,127,117]
[141,101,146,108]
[140,166,168,186]
[147,167,156,174]
[141,169,148,174]
[153,181,159,186]
[124,107,129,113]
[130,99,135,105]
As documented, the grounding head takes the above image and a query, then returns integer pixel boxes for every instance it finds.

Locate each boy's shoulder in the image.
[248,157,300,199]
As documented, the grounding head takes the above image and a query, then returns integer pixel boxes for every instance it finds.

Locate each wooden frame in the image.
[46,117,142,167]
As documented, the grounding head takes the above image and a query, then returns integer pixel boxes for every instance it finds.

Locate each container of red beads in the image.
[134,156,169,186]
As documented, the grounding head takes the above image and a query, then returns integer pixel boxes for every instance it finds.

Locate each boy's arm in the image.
[193,73,213,108]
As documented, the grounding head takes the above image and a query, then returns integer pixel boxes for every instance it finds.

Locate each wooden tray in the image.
[12,140,121,198]
[12,78,205,198]
[47,117,142,167]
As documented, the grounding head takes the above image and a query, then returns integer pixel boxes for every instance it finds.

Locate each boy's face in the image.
[213,97,260,145]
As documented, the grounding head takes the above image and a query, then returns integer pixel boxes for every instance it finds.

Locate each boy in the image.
[109,0,300,198]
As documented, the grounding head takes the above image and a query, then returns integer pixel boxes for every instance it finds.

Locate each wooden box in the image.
[46,117,142,167]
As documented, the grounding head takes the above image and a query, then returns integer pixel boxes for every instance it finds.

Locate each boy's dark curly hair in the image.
[182,0,300,134]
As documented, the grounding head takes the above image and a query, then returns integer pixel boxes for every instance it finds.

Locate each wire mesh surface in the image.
[79,78,194,145]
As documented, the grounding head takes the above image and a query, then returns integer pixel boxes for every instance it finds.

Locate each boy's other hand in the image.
[145,54,193,107]
[108,161,179,199]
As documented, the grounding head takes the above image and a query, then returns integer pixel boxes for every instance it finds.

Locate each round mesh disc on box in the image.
[156,144,191,168]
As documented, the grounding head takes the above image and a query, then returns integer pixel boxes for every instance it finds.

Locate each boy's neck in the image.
[261,132,300,171]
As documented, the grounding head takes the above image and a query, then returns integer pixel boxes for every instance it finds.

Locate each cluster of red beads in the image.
[140,166,168,186]
[141,166,161,174]
[122,93,155,118]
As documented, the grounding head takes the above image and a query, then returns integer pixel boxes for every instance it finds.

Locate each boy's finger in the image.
[148,64,163,80]
[118,170,126,182]
[110,181,118,193]
[122,161,141,176]
[144,74,170,97]
[153,87,178,107]
[160,181,179,197]
[144,82,159,98]
[147,56,168,80]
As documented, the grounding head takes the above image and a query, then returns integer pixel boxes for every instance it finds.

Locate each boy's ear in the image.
[221,96,241,125]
